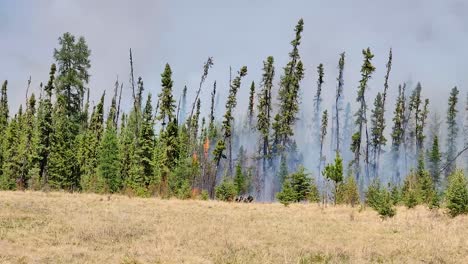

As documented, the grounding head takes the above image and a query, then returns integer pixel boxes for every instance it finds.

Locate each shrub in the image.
[277,180,296,206]
[336,176,360,206]
[215,179,237,202]
[365,180,396,219]
[290,166,312,202]
[277,166,320,206]
[307,178,320,203]
[445,170,468,217]
[200,190,209,200]
[389,184,401,205]
[177,180,191,200]
[322,153,344,204]
[401,169,436,209]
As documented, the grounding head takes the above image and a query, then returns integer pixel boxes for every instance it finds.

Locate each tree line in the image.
[0,19,467,217]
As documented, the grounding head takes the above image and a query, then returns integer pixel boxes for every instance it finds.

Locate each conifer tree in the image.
[370,49,392,177]
[248,81,255,129]
[159,118,179,195]
[313,64,325,146]
[208,81,217,137]
[445,87,459,178]
[334,53,345,153]
[318,110,328,176]
[53,32,91,131]
[97,122,120,193]
[409,83,428,155]
[36,64,56,187]
[446,87,459,177]
[191,99,201,141]
[188,57,213,129]
[322,153,344,204]
[370,92,385,178]
[351,48,376,183]
[391,84,406,182]
[118,113,133,186]
[212,66,247,196]
[49,33,91,190]
[17,94,38,188]
[428,135,442,186]
[257,56,275,160]
[342,103,352,161]
[79,93,105,191]
[128,94,156,193]
[0,112,21,189]
[157,64,176,129]
[0,80,9,177]
[272,19,305,150]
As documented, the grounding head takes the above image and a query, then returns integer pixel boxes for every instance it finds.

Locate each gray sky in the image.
[1,0,467,117]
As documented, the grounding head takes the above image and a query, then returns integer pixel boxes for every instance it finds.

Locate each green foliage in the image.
[276,179,296,206]
[365,180,396,218]
[277,166,318,205]
[336,176,360,206]
[307,179,320,203]
[157,64,176,126]
[428,136,442,185]
[278,154,288,184]
[97,126,121,193]
[322,153,344,204]
[401,167,436,209]
[352,48,376,179]
[233,163,247,195]
[390,184,402,205]
[177,180,192,200]
[445,87,459,177]
[215,179,237,202]
[257,56,274,157]
[445,170,468,217]
[289,166,312,202]
[272,19,305,149]
[200,190,209,201]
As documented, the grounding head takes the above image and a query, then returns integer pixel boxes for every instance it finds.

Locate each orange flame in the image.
[192,152,198,163]
[203,137,210,158]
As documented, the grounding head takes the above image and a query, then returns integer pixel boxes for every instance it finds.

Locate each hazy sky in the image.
[1,0,467,117]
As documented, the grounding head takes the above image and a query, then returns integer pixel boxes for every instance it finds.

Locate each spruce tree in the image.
[428,136,441,186]
[18,94,38,188]
[370,92,386,178]
[97,118,121,193]
[257,56,275,160]
[128,94,156,194]
[313,64,325,147]
[334,53,345,153]
[79,93,105,191]
[49,33,91,190]
[159,119,179,195]
[318,110,328,176]
[322,153,344,205]
[212,66,248,196]
[248,81,255,129]
[208,81,217,137]
[53,32,91,131]
[36,64,56,187]
[446,87,459,177]
[0,80,9,178]
[0,112,21,189]
[157,64,176,129]
[351,48,376,183]
[391,84,406,182]
[272,19,305,151]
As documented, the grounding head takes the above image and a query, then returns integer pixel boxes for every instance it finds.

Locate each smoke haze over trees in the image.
[1,2,468,212]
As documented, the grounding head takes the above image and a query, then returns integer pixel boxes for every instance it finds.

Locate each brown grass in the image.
[0,191,467,263]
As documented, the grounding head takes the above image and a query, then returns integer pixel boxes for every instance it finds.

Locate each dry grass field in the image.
[0,191,467,264]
